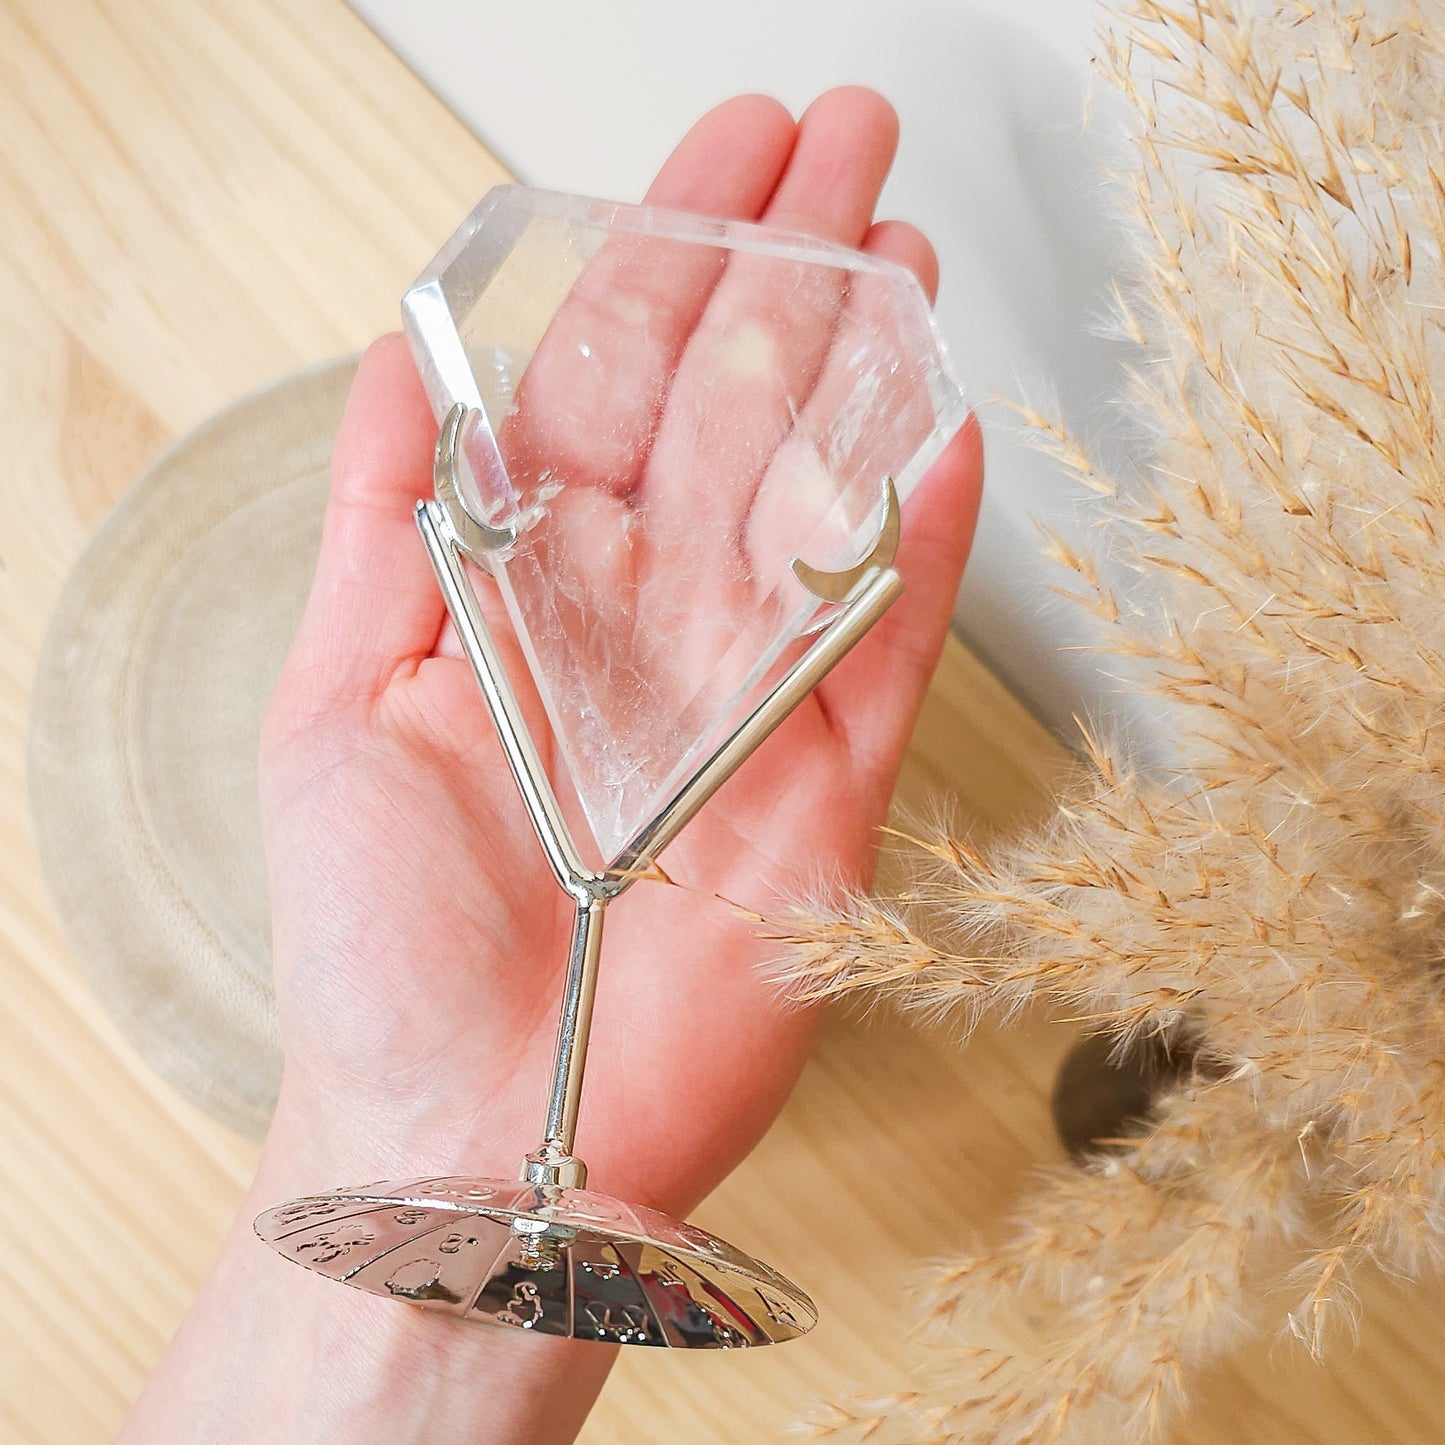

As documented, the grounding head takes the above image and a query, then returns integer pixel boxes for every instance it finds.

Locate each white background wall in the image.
[350,0,1137,734]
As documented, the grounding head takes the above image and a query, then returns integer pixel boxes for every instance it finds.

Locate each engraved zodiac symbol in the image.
[758,1290,799,1329]
[384,1258,443,1300]
[294,1228,375,1264]
[393,1209,428,1225]
[496,1280,544,1328]
[648,1261,683,1287]
[418,1182,496,1202]
[710,1317,750,1349]
[273,1200,339,1227]
[560,1199,621,1223]
[583,1302,650,1344]
[674,1223,725,1255]
[438,1233,477,1255]
[580,1258,620,1280]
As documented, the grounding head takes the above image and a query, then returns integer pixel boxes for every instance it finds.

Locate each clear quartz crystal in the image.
[404,185,968,861]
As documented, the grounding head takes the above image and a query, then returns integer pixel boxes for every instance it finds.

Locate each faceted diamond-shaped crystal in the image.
[404,186,967,860]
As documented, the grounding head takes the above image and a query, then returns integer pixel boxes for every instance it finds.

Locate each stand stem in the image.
[543,897,607,1157]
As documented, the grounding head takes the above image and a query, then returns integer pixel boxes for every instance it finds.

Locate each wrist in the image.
[255,1072,528,1199]
[122,1082,616,1445]
[255,1061,704,1220]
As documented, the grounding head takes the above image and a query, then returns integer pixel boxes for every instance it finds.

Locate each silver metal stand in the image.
[255,405,903,1348]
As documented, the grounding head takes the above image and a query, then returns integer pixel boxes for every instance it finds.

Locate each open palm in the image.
[257,87,982,1221]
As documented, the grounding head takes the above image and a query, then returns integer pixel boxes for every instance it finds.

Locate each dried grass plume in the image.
[772,1,1445,1439]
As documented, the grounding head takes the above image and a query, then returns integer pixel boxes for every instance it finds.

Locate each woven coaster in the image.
[28,355,358,1140]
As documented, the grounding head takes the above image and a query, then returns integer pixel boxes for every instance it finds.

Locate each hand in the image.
[122,87,981,1445]
[258,86,981,1214]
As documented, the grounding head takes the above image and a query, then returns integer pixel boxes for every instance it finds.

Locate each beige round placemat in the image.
[28,354,359,1141]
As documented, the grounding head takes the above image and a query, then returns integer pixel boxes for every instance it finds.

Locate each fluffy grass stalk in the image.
[776,2,1445,1438]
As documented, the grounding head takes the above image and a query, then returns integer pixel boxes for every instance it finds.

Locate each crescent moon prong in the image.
[790,475,901,604]
[434,403,519,562]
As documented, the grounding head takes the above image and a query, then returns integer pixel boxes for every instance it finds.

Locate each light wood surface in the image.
[2,2,1440,1441]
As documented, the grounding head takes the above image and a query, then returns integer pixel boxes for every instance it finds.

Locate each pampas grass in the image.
[773,1,1445,1439]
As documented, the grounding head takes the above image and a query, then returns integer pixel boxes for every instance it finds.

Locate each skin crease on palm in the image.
[119,87,982,1444]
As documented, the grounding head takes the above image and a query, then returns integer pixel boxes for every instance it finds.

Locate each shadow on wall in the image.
[875,4,1141,740]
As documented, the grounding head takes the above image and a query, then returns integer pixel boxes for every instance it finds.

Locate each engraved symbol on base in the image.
[384,1258,451,1301]
[272,1200,340,1228]
[496,1280,544,1329]
[711,1319,751,1349]
[418,1182,497,1202]
[759,1289,799,1329]
[583,1301,651,1344]
[294,1228,374,1264]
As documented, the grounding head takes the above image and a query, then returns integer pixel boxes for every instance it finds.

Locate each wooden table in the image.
[2,2,1441,1440]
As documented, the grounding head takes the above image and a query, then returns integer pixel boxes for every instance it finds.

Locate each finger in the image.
[814,413,984,786]
[652,89,901,518]
[744,221,942,583]
[737,218,958,839]
[500,95,798,500]
[756,86,900,239]
[860,218,939,303]
[641,88,903,692]
[283,335,443,710]
[644,93,797,211]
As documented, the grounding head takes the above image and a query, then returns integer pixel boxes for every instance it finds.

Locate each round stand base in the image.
[255,1176,814,1348]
